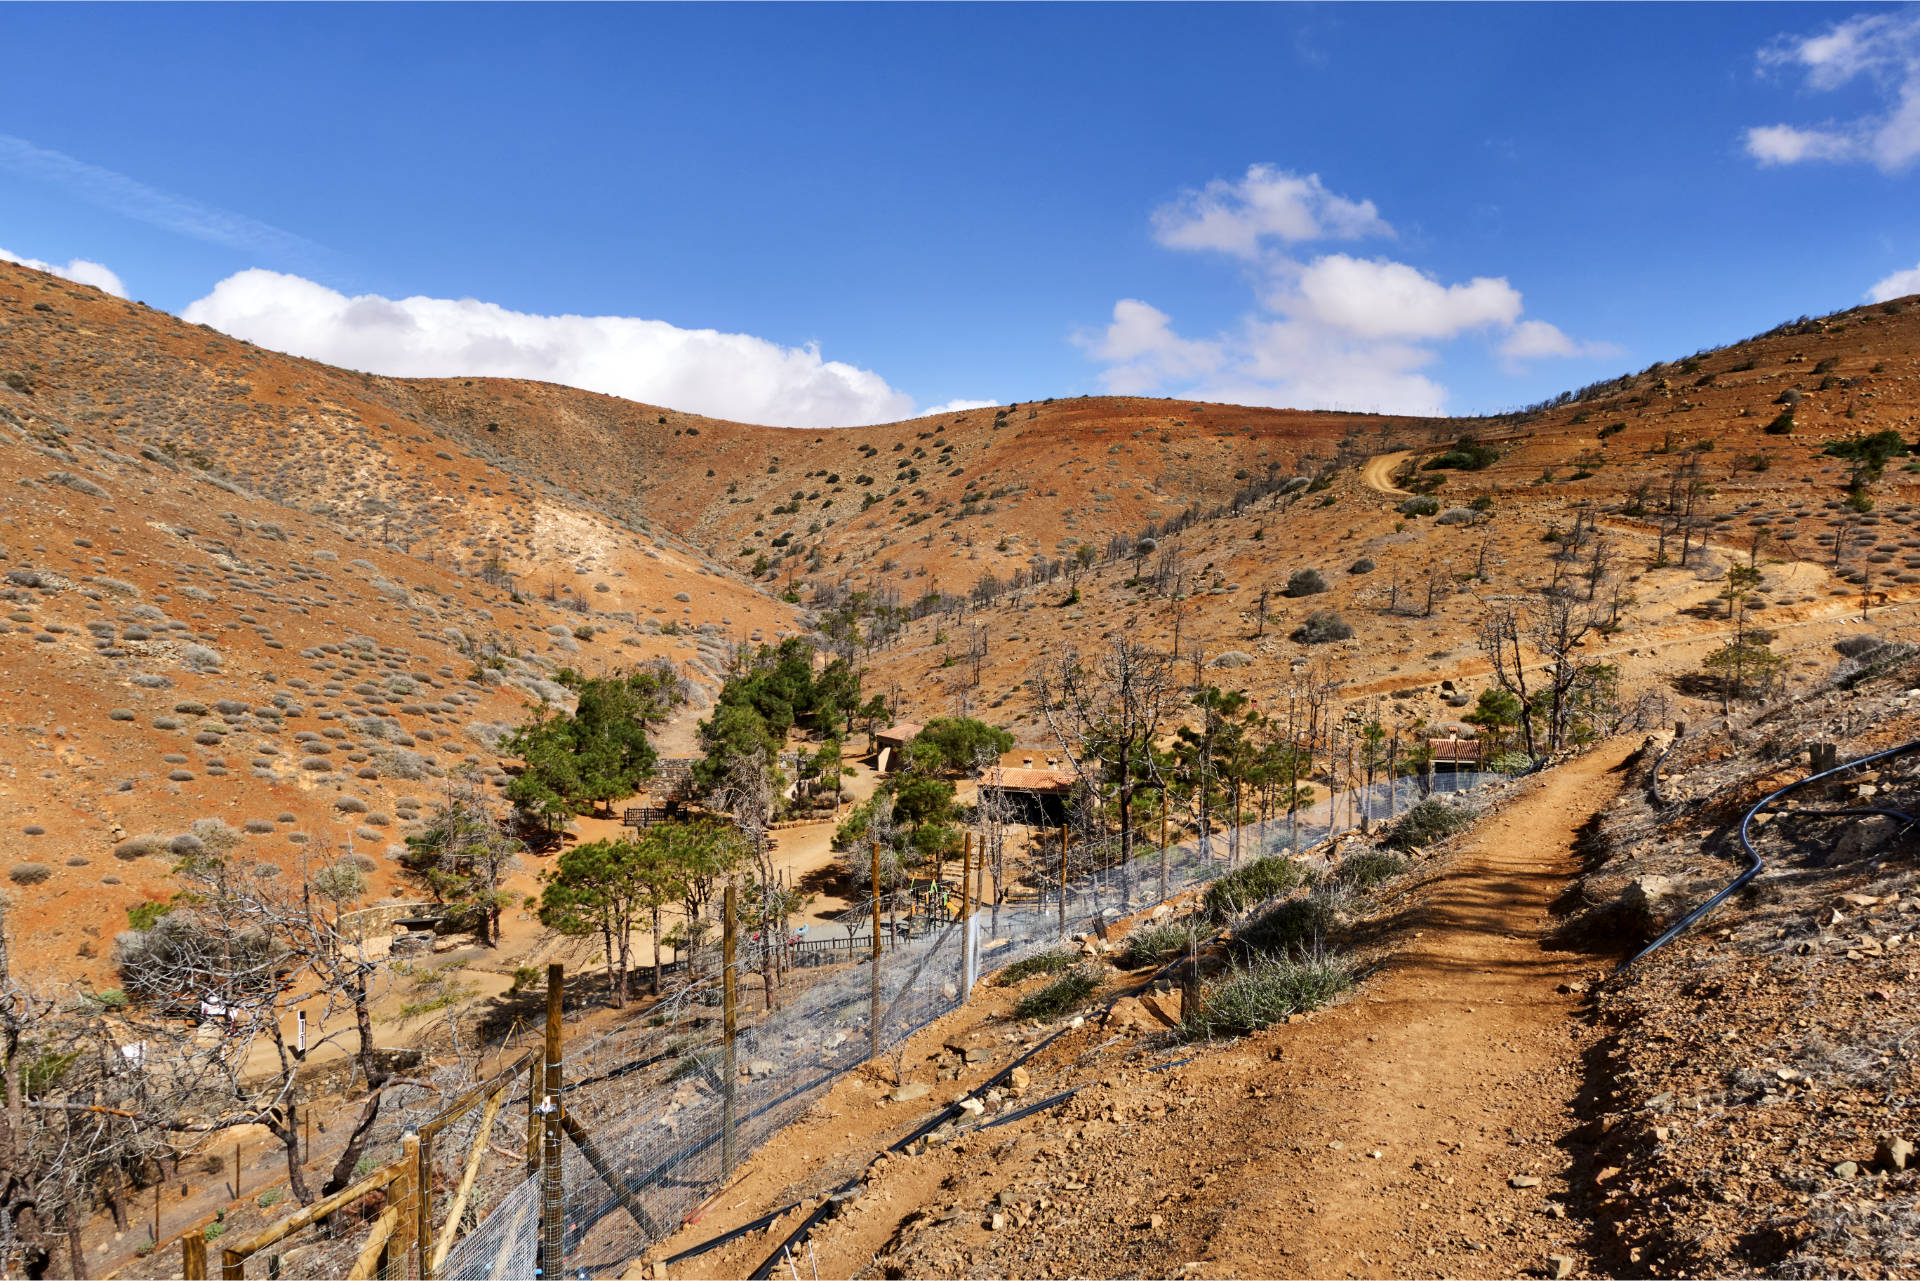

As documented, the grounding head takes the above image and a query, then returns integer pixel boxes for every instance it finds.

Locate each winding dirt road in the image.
[1360,450,1415,497]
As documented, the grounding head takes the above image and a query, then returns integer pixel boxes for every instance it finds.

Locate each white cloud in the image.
[0,246,126,297]
[1151,165,1391,259]
[1080,165,1614,413]
[1867,260,1920,302]
[923,398,999,415]
[1497,318,1623,364]
[1073,299,1225,397]
[1746,9,1920,171]
[182,268,919,428]
[1290,255,1522,340]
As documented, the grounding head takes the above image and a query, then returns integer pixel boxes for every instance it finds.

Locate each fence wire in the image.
[440,767,1504,1278]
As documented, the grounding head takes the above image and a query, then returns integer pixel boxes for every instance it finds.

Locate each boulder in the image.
[1618,876,1681,936]
[1830,816,1902,864]
[890,1082,930,1103]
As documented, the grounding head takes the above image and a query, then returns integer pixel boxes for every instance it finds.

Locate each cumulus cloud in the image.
[1497,318,1623,365]
[1151,165,1391,259]
[1073,299,1225,395]
[1867,260,1920,302]
[0,246,126,297]
[1746,9,1920,171]
[1290,255,1521,341]
[1080,165,1612,413]
[182,268,920,428]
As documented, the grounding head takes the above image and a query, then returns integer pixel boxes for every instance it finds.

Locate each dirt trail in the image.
[1360,450,1414,496]
[655,742,1637,1281]
[1129,738,1635,1280]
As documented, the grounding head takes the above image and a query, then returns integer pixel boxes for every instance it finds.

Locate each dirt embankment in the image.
[649,742,1639,1281]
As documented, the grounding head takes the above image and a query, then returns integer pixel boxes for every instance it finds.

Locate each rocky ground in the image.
[1571,639,1920,1278]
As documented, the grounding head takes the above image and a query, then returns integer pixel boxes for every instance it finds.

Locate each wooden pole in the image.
[182,1231,207,1281]
[538,963,565,1281]
[959,832,974,995]
[868,835,883,1063]
[1058,820,1069,939]
[417,1123,435,1279]
[722,881,738,1177]
[397,1132,418,1280]
[1159,790,1169,903]
[428,1090,506,1273]
[523,1057,540,1177]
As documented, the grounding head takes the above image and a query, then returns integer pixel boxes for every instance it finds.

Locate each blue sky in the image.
[5,2,1920,426]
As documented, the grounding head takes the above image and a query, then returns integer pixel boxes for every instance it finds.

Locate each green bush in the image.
[1205,855,1307,921]
[1398,495,1440,517]
[1291,611,1353,644]
[1764,410,1795,436]
[1118,920,1202,968]
[995,950,1076,986]
[126,900,170,931]
[1013,967,1101,1021]
[1237,896,1335,956]
[256,1188,282,1209]
[1339,850,1410,889]
[1423,438,1500,470]
[1383,799,1478,851]
[1183,953,1351,1039]
[1285,568,1328,597]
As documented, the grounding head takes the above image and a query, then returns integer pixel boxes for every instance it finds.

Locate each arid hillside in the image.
[5,251,1920,994]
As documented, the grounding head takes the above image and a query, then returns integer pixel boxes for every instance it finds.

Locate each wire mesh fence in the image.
[436,765,1508,1278]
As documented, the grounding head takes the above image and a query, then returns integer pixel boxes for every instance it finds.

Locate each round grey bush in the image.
[193,731,223,746]
[1435,507,1477,526]
[166,769,195,782]
[355,825,382,842]
[243,819,276,834]
[334,796,369,814]
[173,701,209,716]
[1348,558,1375,574]
[152,716,179,731]
[179,645,223,673]
[167,833,205,855]
[113,835,165,861]
[1291,611,1353,644]
[109,708,135,722]
[1285,568,1328,597]
[365,811,391,826]
[66,856,89,867]
[300,756,332,771]
[129,672,172,689]
[276,812,298,823]
[22,826,43,836]
[9,863,52,885]
[1210,651,1254,669]
[1398,495,1440,517]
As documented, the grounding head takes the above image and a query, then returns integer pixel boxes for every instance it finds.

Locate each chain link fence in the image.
[435,765,1506,1278]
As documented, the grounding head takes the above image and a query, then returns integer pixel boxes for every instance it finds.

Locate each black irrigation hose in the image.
[1621,737,1920,969]
[980,1087,1080,1129]
[749,1183,853,1281]
[662,1200,802,1266]
[888,1024,1073,1154]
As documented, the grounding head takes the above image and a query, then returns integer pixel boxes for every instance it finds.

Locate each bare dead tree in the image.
[1032,639,1178,904]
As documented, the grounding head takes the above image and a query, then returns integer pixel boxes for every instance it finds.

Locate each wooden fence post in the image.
[182,1232,207,1281]
[538,963,565,1279]
[721,882,738,1177]
[869,835,883,1063]
[1058,821,1069,940]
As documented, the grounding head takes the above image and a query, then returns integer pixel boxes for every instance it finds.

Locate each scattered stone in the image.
[1877,1137,1914,1171]
[1007,1067,1031,1099]
[1832,1160,1859,1178]
[891,1082,930,1103]
[958,1097,985,1118]
[1548,1254,1576,1279]
[1509,1174,1542,1189]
